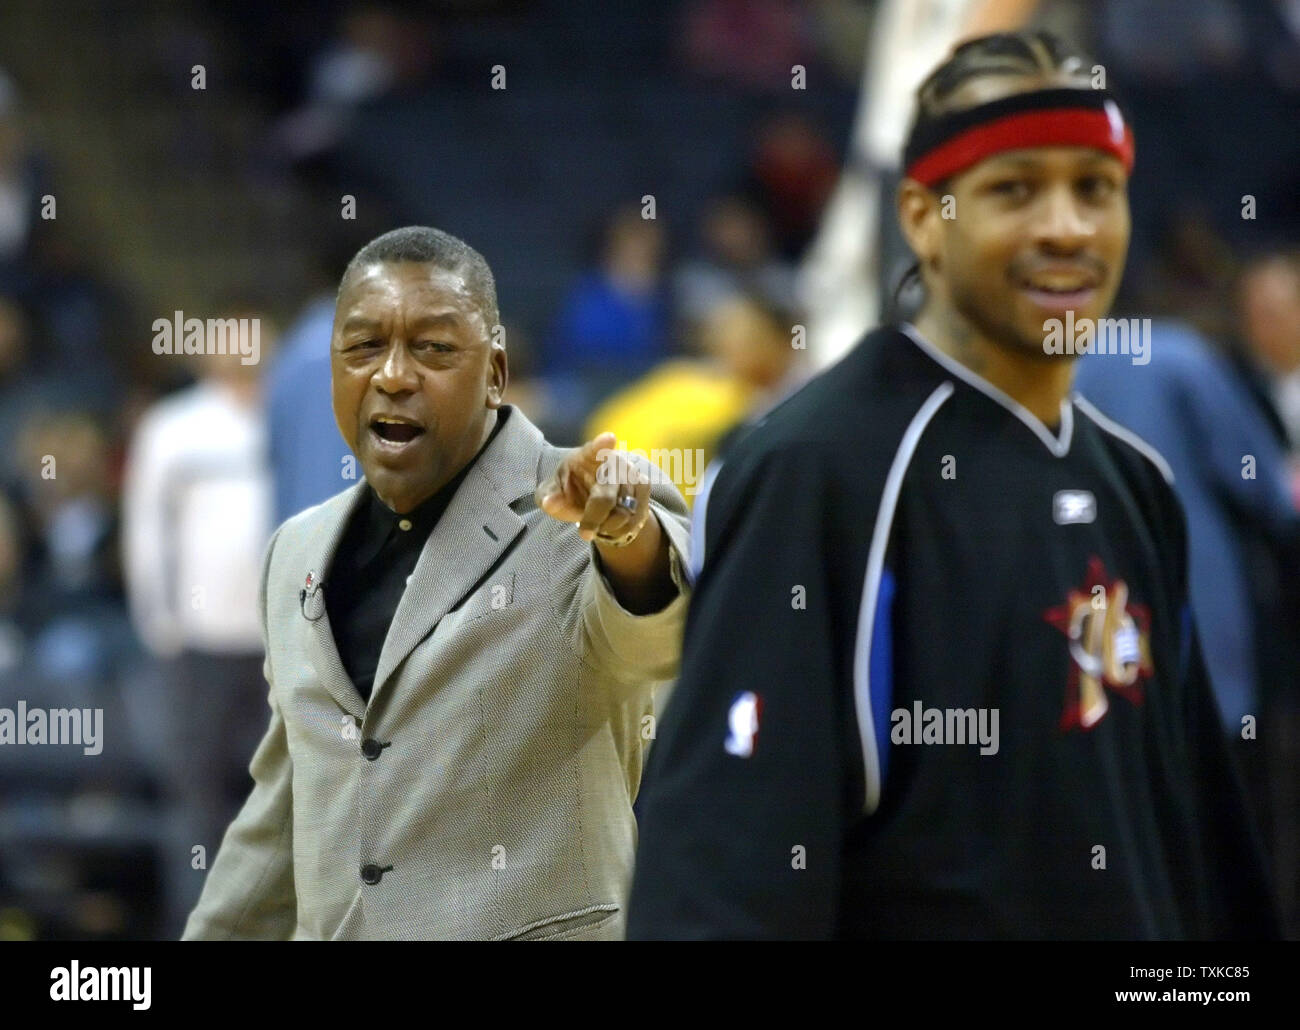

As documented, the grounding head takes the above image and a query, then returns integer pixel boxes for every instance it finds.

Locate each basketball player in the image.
[627,31,1280,940]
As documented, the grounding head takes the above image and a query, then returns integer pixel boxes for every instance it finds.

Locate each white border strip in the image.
[1073,394,1176,485]
[900,322,1073,458]
[854,381,955,815]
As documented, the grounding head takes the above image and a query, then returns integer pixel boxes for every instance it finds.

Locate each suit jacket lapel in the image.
[368,407,545,708]
[303,481,371,722]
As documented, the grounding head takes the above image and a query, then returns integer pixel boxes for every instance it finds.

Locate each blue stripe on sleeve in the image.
[872,568,897,788]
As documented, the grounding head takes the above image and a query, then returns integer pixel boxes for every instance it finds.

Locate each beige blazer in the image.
[182,406,690,940]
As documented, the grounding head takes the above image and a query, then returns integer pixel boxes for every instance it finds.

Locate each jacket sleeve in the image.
[1162,484,1282,940]
[627,444,846,939]
[182,524,297,940]
[576,457,693,686]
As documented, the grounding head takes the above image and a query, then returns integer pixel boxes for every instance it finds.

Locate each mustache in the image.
[1010,255,1107,282]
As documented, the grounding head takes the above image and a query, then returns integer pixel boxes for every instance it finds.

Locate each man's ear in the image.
[897,178,943,273]
[486,342,508,409]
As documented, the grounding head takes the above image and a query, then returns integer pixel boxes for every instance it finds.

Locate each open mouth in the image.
[369,415,427,446]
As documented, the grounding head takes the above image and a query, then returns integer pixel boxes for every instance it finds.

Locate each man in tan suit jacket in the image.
[183,226,690,940]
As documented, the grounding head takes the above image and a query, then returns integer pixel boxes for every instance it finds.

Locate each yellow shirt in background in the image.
[583,360,753,510]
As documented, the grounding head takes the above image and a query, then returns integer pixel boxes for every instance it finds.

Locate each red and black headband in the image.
[902,87,1135,188]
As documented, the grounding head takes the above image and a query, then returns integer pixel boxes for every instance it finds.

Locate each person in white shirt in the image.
[121,313,275,936]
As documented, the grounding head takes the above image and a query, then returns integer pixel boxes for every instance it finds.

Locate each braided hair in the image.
[890,31,1097,318]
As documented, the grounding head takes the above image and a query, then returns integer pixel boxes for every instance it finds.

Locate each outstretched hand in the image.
[536,431,652,545]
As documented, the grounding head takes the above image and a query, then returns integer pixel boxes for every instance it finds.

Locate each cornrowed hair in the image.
[890,30,1097,317]
[911,30,1090,126]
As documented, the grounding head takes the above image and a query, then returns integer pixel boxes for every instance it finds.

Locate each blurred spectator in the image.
[745,113,839,259]
[273,4,439,170]
[584,293,806,506]
[0,295,60,486]
[700,293,807,415]
[0,402,145,939]
[674,194,800,326]
[547,205,670,404]
[24,227,124,412]
[267,292,342,525]
[0,68,121,411]
[15,231,125,416]
[4,408,137,801]
[0,74,121,409]
[0,69,51,292]
[120,309,277,936]
[680,0,814,93]
[1233,250,1300,937]
[1126,212,1240,345]
[1240,251,1300,457]
[14,412,121,634]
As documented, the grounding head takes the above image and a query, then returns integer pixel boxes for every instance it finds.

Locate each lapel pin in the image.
[301,571,326,621]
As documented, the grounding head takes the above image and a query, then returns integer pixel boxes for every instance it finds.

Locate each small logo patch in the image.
[1053,490,1096,525]
[724,691,762,758]
[1104,99,1125,144]
[1043,555,1152,730]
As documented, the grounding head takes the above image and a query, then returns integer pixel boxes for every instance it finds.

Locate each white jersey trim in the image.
[1073,394,1176,486]
[686,458,723,584]
[854,381,955,815]
[900,322,1074,458]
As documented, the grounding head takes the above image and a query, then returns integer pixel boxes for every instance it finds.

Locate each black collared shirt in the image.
[326,408,510,702]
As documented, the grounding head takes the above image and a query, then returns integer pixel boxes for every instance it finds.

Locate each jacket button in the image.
[360,863,384,885]
[361,737,383,760]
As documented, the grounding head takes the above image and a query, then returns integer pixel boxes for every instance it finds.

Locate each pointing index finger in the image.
[577,431,617,469]
[571,431,618,491]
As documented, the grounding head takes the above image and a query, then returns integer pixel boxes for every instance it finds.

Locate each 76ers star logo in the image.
[1043,556,1153,730]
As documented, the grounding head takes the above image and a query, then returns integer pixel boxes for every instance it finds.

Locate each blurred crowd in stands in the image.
[0,0,1296,940]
